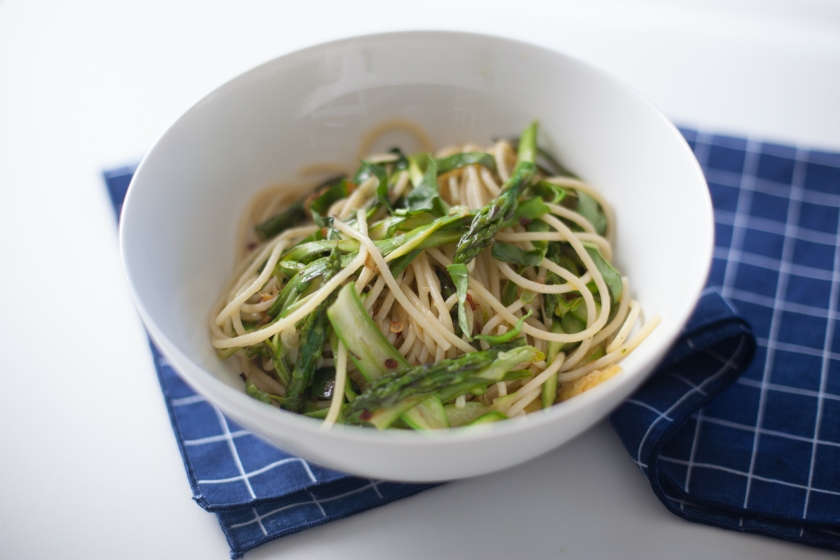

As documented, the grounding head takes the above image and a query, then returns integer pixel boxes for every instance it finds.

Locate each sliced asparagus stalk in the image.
[401,395,449,430]
[282,248,341,412]
[327,283,409,383]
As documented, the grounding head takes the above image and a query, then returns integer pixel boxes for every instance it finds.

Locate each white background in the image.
[1,1,839,558]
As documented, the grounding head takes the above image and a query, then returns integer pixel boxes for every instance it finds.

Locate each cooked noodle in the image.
[210,121,658,429]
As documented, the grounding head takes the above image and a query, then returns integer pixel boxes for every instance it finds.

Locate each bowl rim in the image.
[119,28,714,447]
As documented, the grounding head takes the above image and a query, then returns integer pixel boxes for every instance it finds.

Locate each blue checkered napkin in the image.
[150,344,433,555]
[611,130,840,551]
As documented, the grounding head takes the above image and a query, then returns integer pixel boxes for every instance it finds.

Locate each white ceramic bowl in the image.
[121,31,712,482]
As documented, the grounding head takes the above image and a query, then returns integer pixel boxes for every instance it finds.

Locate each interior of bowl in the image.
[120,31,712,473]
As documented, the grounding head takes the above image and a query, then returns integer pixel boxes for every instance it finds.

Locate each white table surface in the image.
[1,1,839,558]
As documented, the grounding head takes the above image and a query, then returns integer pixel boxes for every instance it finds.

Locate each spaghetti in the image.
[209,121,659,429]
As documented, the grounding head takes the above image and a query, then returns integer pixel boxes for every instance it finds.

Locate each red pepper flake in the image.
[360,409,373,421]
[466,293,477,311]
[519,217,532,227]
[345,181,358,194]
[246,242,257,251]
[385,358,398,368]
[239,373,247,382]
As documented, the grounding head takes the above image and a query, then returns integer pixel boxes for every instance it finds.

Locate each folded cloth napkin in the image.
[611,129,840,551]
[103,127,837,558]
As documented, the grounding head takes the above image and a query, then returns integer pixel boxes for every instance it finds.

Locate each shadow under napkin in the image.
[104,126,839,558]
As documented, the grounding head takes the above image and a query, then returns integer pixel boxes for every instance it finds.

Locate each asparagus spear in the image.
[345,340,543,429]
[282,247,341,413]
[541,320,564,409]
[452,121,538,265]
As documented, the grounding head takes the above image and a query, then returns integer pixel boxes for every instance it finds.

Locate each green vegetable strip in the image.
[501,278,519,307]
[267,333,291,385]
[327,283,408,382]
[452,121,538,265]
[280,239,359,263]
[255,175,345,240]
[541,320,564,409]
[435,152,497,175]
[254,200,308,240]
[584,243,623,301]
[404,154,447,215]
[490,242,543,268]
[267,255,332,317]
[246,379,285,405]
[500,196,551,229]
[530,180,572,206]
[543,241,566,318]
[435,266,457,301]
[282,248,341,412]
[445,401,490,427]
[345,340,542,429]
[387,229,465,276]
[474,310,532,344]
[385,211,467,262]
[575,191,607,236]
[526,219,550,260]
[435,368,531,404]
[400,395,449,430]
[446,263,472,340]
[310,179,354,227]
[353,161,391,211]
[469,411,509,425]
